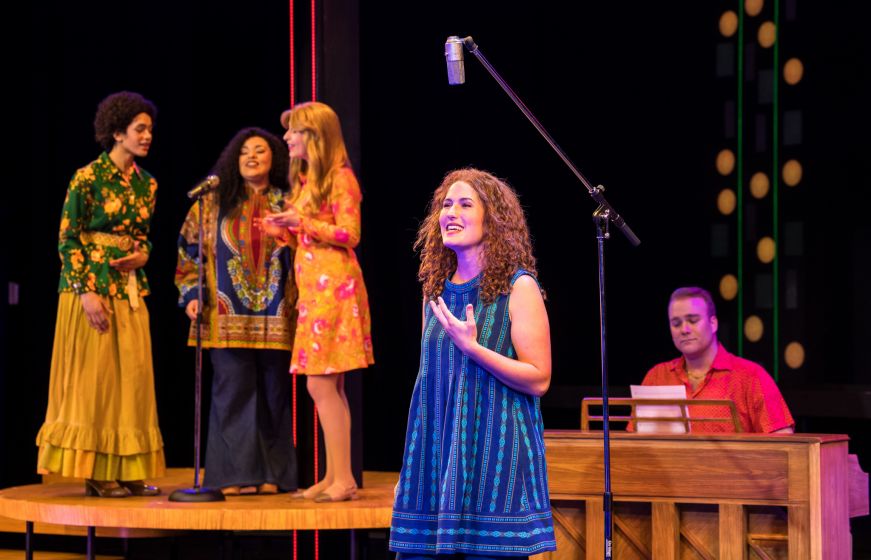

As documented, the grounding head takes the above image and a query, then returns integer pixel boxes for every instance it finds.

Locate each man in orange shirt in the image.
[641,286,795,433]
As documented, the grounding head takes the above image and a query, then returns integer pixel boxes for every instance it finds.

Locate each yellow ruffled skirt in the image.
[36,293,165,481]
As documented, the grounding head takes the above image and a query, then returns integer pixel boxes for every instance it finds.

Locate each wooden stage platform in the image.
[3,436,867,558]
[0,469,398,558]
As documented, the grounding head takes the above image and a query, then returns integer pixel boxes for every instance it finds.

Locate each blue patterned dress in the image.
[390,271,555,557]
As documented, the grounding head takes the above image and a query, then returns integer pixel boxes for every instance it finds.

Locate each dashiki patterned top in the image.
[390,270,556,556]
[175,187,295,350]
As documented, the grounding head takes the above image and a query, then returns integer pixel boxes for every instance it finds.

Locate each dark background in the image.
[5,0,870,554]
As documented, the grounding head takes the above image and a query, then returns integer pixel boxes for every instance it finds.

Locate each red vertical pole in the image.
[311,0,317,100]
[311,0,319,555]
[290,0,296,107]
[289,1,297,557]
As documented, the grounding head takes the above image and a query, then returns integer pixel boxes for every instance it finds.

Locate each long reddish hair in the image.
[283,101,351,213]
[415,168,538,304]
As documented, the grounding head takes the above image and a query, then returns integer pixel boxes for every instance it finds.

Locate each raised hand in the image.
[429,297,478,353]
[262,208,301,229]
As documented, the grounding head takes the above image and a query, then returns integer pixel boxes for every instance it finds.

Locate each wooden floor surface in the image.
[0,551,123,560]
[0,470,398,533]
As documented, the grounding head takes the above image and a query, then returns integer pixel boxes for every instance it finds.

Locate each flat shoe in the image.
[258,483,278,495]
[221,486,241,496]
[84,479,130,498]
[290,484,325,500]
[313,486,358,503]
[118,480,160,496]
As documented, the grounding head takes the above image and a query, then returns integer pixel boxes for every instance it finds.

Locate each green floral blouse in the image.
[57,152,157,299]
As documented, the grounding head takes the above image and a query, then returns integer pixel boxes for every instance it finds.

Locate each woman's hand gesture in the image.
[109,241,148,271]
[80,292,112,333]
[429,297,478,354]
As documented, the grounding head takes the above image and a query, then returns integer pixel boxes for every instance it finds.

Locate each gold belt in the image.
[80,231,135,251]
[79,231,140,310]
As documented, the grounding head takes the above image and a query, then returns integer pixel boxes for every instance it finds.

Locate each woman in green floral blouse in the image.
[35,91,165,498]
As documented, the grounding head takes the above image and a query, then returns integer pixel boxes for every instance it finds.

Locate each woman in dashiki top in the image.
[176,127,297,495]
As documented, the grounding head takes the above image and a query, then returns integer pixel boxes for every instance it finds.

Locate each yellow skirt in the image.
[36,293,165,481]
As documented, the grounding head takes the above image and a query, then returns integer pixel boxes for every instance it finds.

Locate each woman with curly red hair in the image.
[389,168,556,558]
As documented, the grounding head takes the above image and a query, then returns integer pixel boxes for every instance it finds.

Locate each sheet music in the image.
[630,385,689,434]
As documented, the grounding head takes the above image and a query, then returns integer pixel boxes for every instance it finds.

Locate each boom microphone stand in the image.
[170,184,225,503]
[447,35,641,559]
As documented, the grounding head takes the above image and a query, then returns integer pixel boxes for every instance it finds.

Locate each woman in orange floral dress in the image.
[263,102,373,502]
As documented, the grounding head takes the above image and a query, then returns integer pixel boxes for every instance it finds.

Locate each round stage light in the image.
[720,274,738,301]
[783,159,803,187]
[784,58,804,85]
[718,188,737,215]
[758,21,776,48]
[750,172,770,199]
[785,341,805,369]
[744,315,764,342]
[716,149,736,176]
[757,237,776,263]
[720,11,738,37]
[745,0,764,17]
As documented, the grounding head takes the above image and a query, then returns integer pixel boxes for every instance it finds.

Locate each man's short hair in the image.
[669,286,717,318]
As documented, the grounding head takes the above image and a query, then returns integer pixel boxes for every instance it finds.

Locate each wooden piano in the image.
[536,429,868,559]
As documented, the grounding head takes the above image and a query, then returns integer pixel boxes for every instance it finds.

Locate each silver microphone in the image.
[187,175,220,199]
[445,36,465,85]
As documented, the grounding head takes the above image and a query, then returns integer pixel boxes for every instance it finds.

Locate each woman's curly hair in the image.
[211,127,290,214]
[415,168,539,304]
[93,91,157,151]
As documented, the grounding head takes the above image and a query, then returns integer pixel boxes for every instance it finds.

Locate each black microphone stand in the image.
[455,36,640,559]
[169,192,225,503]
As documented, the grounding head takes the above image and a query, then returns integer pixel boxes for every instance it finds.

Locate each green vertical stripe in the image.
[737,1,745,357]
[772,0,781,381]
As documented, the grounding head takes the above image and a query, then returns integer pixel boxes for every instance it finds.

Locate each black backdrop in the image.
[8,0,870,549]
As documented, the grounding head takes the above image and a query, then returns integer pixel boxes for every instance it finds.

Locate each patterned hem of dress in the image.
[388,540,557,555]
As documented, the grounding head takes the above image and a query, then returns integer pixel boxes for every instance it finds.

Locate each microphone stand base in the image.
[168,487,226,502]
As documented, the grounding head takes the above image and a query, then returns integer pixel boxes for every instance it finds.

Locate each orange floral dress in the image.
[287,168,373,374]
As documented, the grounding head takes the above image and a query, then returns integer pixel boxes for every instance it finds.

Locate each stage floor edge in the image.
[0,469,398,533]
